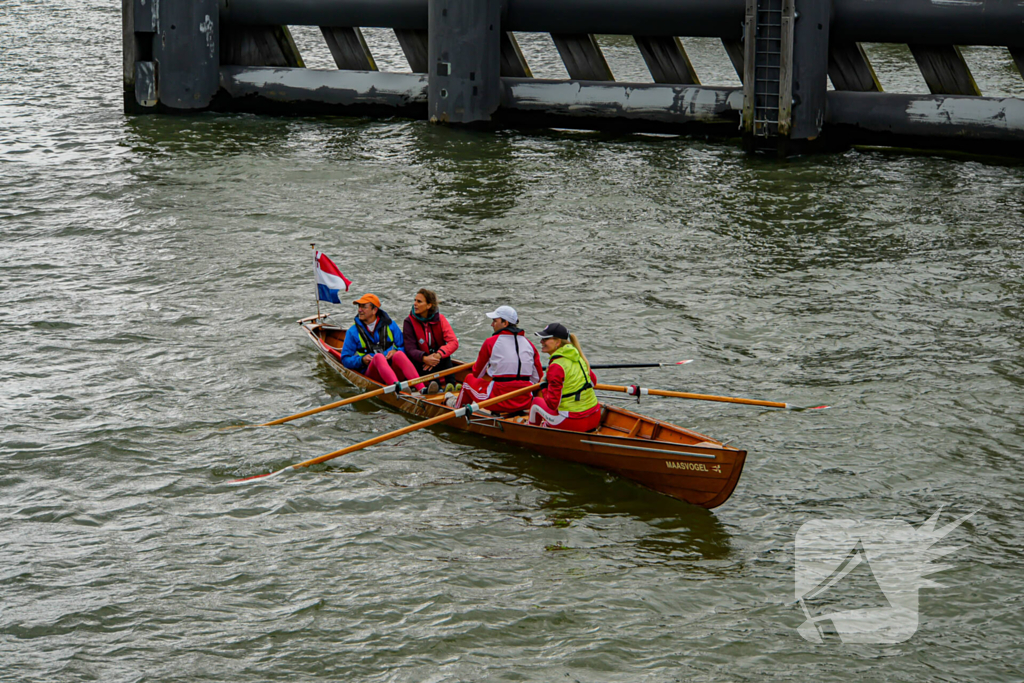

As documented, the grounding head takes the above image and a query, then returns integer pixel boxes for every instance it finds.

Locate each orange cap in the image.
[352,293,381,307]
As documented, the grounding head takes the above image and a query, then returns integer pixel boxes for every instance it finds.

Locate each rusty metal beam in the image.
[908,45,981,96]
[321,27,377,70]
[500,32,532,78]
[394,28,429,72]
[828,41,881,91]
[221,25,305,68]
[123,0,135,93]
[788,0,829,141]
[635,36,699,84]
[551,34,615,81]
[1011,47,1024,84]
[722,39,745,82]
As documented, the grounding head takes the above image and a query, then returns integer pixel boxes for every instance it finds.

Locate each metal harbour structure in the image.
[122,0,1024,156]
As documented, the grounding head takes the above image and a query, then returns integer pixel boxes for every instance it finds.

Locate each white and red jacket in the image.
[473,326,542,383]
[458,326,542,413]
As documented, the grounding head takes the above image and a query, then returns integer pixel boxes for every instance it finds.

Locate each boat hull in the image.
[301,321,745,509]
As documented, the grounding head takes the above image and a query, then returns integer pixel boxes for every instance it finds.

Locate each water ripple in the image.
[2,2,1024,681]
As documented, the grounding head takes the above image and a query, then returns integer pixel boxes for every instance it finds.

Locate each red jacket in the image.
[403,312,459,367]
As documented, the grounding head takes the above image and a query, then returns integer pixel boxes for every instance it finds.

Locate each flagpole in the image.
[311,243,323,340]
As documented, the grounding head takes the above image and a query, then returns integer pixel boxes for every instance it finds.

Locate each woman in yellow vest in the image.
[529,323,601,432]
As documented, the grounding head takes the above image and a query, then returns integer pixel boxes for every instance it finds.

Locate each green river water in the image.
[2,3,1023,681]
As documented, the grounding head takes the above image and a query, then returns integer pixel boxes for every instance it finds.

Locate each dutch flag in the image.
[314,251,351,304]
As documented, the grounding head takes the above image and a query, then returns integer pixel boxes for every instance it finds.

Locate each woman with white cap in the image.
[449,305,542,415]
[529,323,601,432]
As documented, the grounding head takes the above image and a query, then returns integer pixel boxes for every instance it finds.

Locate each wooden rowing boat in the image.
[300,317,746,509]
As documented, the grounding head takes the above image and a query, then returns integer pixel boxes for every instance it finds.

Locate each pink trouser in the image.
[366,352,425,390]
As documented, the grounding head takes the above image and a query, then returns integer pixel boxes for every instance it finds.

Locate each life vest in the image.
[354,310,397,357]
[550,344,598,413]
[487,327,535,382]
[408,310,444,355]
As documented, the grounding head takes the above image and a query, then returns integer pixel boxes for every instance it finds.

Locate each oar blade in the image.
[220,382,539,488]
[227,466,294,486]
[222,360,474,431]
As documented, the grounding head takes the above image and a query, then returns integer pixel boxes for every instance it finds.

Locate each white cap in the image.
[485,305,518,325]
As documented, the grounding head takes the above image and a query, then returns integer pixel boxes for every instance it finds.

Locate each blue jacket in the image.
[340,309,404,371]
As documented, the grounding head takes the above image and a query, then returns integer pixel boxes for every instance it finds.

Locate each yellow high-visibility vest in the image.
[550,344,598,413]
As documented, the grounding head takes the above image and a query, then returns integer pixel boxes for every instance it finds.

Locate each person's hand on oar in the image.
[219,362,473,430]
[595,383,830,411]
[226,382,541,485]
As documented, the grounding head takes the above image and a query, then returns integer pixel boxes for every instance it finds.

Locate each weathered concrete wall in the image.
[827,92,1024,143]
[124,1,1024,156]
[212,65,1024,153]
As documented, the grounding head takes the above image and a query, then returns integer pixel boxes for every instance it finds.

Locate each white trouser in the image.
[529,401,568,426]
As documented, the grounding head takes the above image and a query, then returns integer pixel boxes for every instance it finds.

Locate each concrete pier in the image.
[123,0,1024,157]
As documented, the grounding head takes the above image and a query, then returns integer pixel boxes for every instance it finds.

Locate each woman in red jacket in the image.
[403,289,459,389]
[529,323,601,432]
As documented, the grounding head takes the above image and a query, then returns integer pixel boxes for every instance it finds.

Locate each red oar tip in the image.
[785,403,831,411]
[226,466,294,485]
[675,359,694,365]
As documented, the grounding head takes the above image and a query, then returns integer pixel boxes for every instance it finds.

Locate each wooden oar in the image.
[227,382,541,485]
[596,383,830,410]
[226,358,691,430]
[222,362,473,430]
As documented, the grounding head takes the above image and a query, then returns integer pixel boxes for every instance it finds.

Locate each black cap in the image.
[535,323,569,340]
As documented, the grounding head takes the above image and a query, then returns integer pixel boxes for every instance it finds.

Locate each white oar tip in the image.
[226,475,267,486]
[675,360,694,365]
